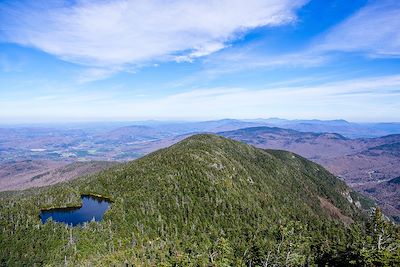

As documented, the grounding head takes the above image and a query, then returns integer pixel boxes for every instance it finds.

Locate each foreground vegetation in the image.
[0,134,399,266]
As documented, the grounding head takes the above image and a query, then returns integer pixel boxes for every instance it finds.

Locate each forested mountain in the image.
[0,135,398,266]
[219,127,400,222]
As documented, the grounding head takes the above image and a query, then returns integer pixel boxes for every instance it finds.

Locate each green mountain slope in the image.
[0,134,397,266]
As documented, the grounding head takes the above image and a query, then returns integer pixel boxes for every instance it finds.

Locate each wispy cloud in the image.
[77,67,121,83]
[0,0,307,69]
[189,0,400,80]
[129,75,400,121]
[2,75,399,121]
[316,0,400,57]
[178,0,400,84]
[202,48,328,77]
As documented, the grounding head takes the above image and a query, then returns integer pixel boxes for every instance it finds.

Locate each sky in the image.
[0,0,400,123]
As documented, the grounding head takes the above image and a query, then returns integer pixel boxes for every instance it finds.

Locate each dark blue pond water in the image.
[40,195,111,226]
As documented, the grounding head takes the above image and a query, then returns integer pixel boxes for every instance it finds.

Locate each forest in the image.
[0,135,399,266]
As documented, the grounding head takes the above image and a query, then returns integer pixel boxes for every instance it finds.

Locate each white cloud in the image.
[0,0,307,68]
[2,75,400,122]
[193,0,400,79]
[169,0,400,85]
[160,46,330,89]
[317,0,400,57]
[128,75,400,121]
[175,42,227,63]
[204,48,328,75]
[77,67,120,83]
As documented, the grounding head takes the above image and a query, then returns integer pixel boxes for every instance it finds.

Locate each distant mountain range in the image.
[107,118,400,138]
[242,118,400,138]
[3,117,400,139]
[0,118,399,221]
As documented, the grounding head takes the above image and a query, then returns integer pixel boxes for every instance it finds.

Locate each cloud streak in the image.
[1,75,399,122]
[185,0,400,82]
[0,0,307,68]
[134,75,400,120]
[317,0,400,57]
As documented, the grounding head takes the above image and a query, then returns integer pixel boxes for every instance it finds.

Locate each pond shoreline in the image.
[40,194,112,225]
[81,193,113,202]
[40,193,113,212]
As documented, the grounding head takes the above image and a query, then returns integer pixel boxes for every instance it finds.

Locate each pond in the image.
[40,195,111,226]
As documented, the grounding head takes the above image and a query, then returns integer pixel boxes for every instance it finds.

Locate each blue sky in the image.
[0,0,399,122]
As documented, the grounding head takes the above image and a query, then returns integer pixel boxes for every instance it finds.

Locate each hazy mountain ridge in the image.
[1,118,400,164]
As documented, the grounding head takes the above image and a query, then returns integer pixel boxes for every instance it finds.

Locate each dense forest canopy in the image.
[0,135,399,266]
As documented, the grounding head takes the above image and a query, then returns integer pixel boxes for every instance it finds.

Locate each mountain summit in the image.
[0,134,387,266]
